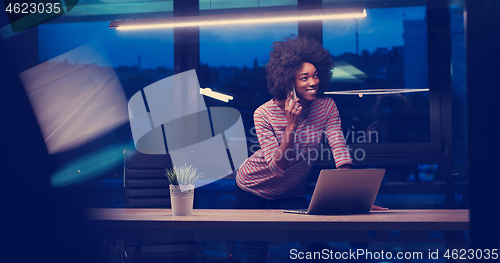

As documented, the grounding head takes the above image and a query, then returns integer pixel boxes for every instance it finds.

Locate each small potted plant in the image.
[165,164,203,216]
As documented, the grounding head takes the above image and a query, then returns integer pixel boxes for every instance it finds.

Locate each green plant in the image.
[165,164,203,185]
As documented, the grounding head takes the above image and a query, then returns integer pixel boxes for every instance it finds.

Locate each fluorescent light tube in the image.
[110,8,366,30]
[325,88,429,95]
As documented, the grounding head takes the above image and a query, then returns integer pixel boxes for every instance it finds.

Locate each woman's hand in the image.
[285,92,302,131]
[371,205,388,211]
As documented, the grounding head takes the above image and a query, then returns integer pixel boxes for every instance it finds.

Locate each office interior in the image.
[0,0,498,262]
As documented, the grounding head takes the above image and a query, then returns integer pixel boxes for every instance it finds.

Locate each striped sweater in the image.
[236,97,352,200]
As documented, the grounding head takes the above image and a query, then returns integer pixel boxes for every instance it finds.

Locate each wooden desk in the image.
[86,209,468,243]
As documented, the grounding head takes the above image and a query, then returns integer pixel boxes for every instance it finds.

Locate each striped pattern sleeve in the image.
[253,107,286,177]
[323,98,353,168]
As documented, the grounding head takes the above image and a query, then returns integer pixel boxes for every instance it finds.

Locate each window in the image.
[38,21,174,193]
[199,23,298,151]
[324,6,430,145]
[39,21,174,100]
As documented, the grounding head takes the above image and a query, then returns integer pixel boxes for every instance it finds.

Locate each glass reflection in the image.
[324,6,431,144]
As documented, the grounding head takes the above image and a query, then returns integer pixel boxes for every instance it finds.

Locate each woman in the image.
[237,35,352,202]
[235,35,352,262]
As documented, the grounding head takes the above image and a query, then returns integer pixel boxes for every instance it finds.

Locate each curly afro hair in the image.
[266,35,334,101]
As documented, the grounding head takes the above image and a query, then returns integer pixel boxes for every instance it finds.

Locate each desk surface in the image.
[86,209,468,232]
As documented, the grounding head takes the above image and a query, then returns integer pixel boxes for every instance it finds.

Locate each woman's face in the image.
[294,62,319,107]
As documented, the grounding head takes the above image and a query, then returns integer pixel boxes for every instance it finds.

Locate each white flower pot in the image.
[169,185,194,216]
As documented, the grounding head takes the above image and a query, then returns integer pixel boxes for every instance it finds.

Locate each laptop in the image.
[284,169,385,215]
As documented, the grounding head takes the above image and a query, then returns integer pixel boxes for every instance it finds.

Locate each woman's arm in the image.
[273,94,302,170]
[254,94,302,175]
[338,163,352,169]
[324,99,353,168]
